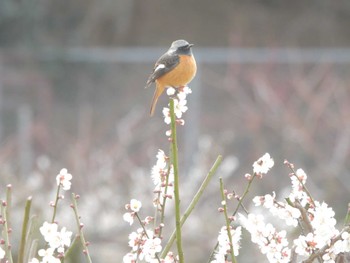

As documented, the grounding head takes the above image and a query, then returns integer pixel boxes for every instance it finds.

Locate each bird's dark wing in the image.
[145,53,180,88]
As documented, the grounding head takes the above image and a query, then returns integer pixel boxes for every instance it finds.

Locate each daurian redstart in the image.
[145,40,197,116]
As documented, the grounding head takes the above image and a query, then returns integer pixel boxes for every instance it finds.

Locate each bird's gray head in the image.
[168,39,194,55]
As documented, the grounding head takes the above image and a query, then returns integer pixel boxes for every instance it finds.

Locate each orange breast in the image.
[156,55,197,88]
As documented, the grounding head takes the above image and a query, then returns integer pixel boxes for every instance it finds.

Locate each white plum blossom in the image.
[123,252,137,263]
[126,228,162,262]
[38,248,60,263]
[130,199,142,213]
[142,237,162,262]
[162,86,191,125]
[162,107,171,124]
[123,212,135,225]
[162,252,176,263]
[213,225,242,262]
[150,149,174,202]
[173,98,188,118]
[293,233,317,256]
[341,231,350,252]
[318,231,350,263]
[123,199,142,225]
[289,168,309,206]
[56,168,72,191]
[40,222,58,243]
[279,205,301,227]
[253,153,274,177]
[166,87,176,96]
[0,247,5,260]
[239,213,290,263]
[310,201,339,249]
[253,192,301,227]
[48,227,72,253]
[253,192,275,208]
[151,149,168,186]
[39,221,72,255]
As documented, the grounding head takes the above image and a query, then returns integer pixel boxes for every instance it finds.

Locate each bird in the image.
[145,39,197,116]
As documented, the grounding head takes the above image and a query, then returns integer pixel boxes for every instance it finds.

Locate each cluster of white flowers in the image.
[292,201,341,261]
[288,168,310,206]
[162,86,192,129]
[285,167,343,261]
[323,231,350,262]
[239,213,291,263]
[211,226,242,263]
[150,149,174,208]
[124,228,162,263]
[29,221,72,263]
[123,148,178,262]
[244,157,350,263]
[253,192,301,227]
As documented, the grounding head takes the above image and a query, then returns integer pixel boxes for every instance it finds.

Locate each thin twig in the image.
[1,185,14,263]
[51,184,61,223]
[71,193,92,263]
[208,174,257,262]
[219,178,237,263]
[161,155,222,258]
[284,160,315,207]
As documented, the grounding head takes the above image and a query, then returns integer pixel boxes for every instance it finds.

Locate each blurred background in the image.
[1,0,350,262]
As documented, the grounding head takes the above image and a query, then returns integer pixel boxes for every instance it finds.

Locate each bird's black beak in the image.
[188,43,194,48]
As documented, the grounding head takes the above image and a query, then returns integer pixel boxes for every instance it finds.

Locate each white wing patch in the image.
[154,64,166,73]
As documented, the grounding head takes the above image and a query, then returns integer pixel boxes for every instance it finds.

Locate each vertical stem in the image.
[51,184,61,223]
[71,193,92,263]
[208,174,256,262]
[18,196,32,263]
[169,98,184,263]
[219,178,236,263]
[2,185,14,263]
[25,216,38,263]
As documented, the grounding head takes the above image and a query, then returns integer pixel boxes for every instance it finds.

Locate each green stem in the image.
[6,184,11,226]
[25,215,38,263]
[344,203,350,226]
[71,193,92,263]
[2,185,14,263]
[208,174,256,262]
[27,239,38,263]
[18,196,32,263]
[135,213,150,239]
[169,98,184,263]
[51,184,61,223]
[161,155,222,258]
[232,174,256,217]
[219,178,236,263]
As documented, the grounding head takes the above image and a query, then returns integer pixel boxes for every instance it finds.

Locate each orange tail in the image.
[150,84,165,116]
